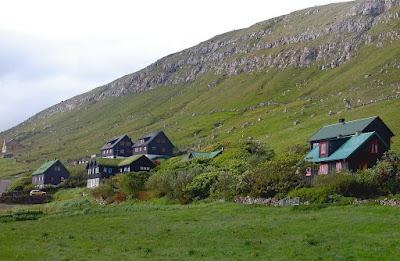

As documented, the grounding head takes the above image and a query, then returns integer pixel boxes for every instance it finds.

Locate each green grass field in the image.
[1,201,400,260]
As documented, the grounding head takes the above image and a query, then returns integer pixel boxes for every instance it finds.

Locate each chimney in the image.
[339,118,345,123]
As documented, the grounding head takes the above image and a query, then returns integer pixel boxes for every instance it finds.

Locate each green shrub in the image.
[313,173,380,199]
[288,187,331,204]
[146,158,217,203]
[115,172,151,198]
[210,171,241,201]
[358,152,400,195]
[90,181,115,203]
[185,172,220,201]
[243,155,306,198]
[7,175,32,192]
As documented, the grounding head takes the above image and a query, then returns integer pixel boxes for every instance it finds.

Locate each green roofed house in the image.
[305,116,394,177]
[186,148,224,160]
[32,160,70,188]
[86,155,155,188]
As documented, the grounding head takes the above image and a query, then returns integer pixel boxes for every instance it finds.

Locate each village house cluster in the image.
[6,115,392,193]
[86,131,175,188]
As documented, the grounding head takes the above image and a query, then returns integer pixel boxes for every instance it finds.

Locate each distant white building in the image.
[1,139,6,154]
[0,180,10,195]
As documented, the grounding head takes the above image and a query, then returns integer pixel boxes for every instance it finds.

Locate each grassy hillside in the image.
[1,41,399,179]
[0,1,399,179]
[1,201,400,260]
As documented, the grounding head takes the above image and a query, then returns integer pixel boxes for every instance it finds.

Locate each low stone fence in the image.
[235,196,300,207]
[236,196,400,207]
[354,198,400,207]
[0,192,52,204]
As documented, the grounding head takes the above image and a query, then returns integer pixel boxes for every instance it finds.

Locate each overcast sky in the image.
[0,0,346,132]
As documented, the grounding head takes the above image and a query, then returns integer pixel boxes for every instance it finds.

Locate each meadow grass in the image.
[0,202,400,260]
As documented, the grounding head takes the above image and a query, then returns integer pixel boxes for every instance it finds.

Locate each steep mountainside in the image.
[1,0,400,178]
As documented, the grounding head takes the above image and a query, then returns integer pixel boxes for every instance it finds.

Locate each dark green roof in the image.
[118,155,144,166]
[309,116,378,142]
[305,132,376,163]
[186,149,223,160]
[92,155,148,167]
[32,160,58,176]
[95,158,122,167]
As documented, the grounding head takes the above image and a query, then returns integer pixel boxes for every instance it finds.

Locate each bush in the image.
[185,172,220,201]
[240,140,275,165]
[90,181,115,203]
[146,158,216,203]
[358,152,400,195]
[210,171,241,201]
[288,187,331,204]
[115,172,151,198]
[7,176,32,192]
[59,169,87,188]
[243,155,306,198]
[313,173,380,199]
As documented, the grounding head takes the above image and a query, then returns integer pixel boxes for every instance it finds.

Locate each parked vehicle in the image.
[29,190,46,196]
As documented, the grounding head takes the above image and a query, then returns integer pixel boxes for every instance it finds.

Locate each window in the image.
[336,162,343,173]
[161,147,166,153]
[319,164,329,175]
[55,166,61,172]
[369,140,378,154]
[319,142,328,157]
[144,147,147,151]
[120,149,125,154]
[305,167,312,177]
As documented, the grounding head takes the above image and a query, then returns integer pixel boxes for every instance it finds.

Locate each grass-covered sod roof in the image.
[32,160,59,176]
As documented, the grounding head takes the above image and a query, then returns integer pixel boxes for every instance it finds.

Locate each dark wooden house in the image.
[305,116,394,176]
[32,160,70,187]
[100,135,133,158]
[86,155,155,188]
[132,131,175,157]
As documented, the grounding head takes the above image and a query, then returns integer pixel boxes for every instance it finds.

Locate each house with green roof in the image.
[86,155,155,188]
[305,116,394,176]
[32,160,70,187]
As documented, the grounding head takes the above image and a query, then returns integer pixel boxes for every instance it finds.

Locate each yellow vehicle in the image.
[29,190,46,196]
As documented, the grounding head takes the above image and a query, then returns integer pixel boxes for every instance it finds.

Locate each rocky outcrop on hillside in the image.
[16,0,400,124]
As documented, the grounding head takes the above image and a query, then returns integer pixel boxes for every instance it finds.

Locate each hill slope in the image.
[1,0,400,178]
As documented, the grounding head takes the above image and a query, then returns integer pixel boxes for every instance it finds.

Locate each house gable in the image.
[309,116,394,144]
[133,131,175,156]
[32,160,70,186]
[305,132,386,163]
[101,135,133,158]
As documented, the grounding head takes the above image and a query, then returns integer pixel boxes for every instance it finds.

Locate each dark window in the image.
[336,162,342,173]
[319,142,328,157]
[369,140,378,154]
[319,164,328,175]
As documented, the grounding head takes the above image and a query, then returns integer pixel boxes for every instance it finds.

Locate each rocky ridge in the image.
[17,0,400,124]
